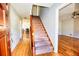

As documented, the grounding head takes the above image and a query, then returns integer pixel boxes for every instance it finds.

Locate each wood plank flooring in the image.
[0,29,10,56]
[58,35,79,56]
[11,16,79,56]
[12,30,32,56]
[0,30,7,56]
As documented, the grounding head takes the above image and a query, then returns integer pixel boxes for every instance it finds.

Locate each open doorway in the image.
[58,3,79,56]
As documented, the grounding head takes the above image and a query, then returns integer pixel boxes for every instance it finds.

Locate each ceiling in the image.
[34,3,53,7]
[11,3,33,18]
[11,3,53,18]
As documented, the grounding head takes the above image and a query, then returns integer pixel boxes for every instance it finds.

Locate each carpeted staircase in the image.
[32,16,53,55]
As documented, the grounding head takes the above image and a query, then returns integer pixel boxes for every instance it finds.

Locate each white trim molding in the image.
[55,3,70,53]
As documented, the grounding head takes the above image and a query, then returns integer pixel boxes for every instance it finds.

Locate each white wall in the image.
[39,3,62,53]
[9,5,22,52]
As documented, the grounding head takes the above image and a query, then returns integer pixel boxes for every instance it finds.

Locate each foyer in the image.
[0,3,79,56]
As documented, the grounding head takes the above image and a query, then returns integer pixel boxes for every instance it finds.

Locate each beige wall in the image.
[74,19,79,33]
[73,4,79,38]
[59,3,79,38]
[59,15,63,35]
[59,4,74,37]
[32,5,40,16]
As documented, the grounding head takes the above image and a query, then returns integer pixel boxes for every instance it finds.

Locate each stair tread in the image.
[35,40,51,47]
[34,32,46,36]
[36,35,47,37]
[34,37,49,41]
[35,45,53,55]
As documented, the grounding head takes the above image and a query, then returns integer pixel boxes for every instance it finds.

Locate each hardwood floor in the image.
[0,29,11,56]
[58,35,79,56]
[11,26,79,56]
[11,29,59,56]
[11,16,79,56]
[12,16,79,56]
[12,30,32,56]
[0,30,7,56]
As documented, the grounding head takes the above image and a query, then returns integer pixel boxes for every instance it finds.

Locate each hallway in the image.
[11,16,55,56]
[0,3,63,56]
[12,30,32,56]
[1,3,79,56]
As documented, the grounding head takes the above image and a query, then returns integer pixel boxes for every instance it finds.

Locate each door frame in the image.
[55,3,70,53]
[0,3,11,56]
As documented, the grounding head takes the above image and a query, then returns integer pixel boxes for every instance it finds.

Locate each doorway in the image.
[58,3,79,56]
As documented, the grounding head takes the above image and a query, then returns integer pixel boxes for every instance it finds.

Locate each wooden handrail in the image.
[30,15,33,56]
